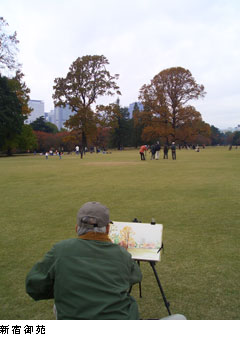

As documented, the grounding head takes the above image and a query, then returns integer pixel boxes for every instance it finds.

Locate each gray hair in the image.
[77,224,107,236]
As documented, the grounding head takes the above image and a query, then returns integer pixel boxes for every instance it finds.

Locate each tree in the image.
[0,71,31,155]
[0,17,20,72]
[224,131,234,145]
[8,70,32,118]
[132,103,144,147]
[17,124,37,152]
[33,130,77,152]
[110,103,131,149]
[232,131,240,146]
[46,121,59,134]
[94,127,112,150]
[33,131,55,152]
[30,116,58,133]
[0,75,25,155]
[210,125,225,145]
[174,106,211,145]
[0,20,32,155]
[139,67,206,143]
[53,55,121,149]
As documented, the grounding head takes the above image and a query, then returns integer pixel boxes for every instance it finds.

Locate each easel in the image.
[135,260,171,315]
[130,218,171,315]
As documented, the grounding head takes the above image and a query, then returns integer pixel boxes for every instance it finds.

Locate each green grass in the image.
[0,147,239,320]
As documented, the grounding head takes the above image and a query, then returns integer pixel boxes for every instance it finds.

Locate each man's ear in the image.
[106,224,110,233]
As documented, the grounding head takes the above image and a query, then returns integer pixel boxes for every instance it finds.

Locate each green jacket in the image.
[26,238,142,320]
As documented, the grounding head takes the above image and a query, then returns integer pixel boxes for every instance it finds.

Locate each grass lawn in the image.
[0,146,239,320]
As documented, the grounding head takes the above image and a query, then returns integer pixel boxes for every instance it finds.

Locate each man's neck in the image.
[78,231,111,242]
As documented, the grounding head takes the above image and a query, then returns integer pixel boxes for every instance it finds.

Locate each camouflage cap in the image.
[77,201,110,227]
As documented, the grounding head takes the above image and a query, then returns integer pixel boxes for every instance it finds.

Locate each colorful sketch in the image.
[109,221,163,261]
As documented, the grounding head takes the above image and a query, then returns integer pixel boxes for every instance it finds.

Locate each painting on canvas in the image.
[109,221,163,261]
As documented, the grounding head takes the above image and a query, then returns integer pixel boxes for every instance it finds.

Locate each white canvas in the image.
[109,221,163,261]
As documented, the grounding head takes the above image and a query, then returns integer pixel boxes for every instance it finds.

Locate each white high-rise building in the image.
[26,100,45,124]
[45,105,72,130]
[46,110,55,124]
[54,105,72,130]
[128,102,143,118]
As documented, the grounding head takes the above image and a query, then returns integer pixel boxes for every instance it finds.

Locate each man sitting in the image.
[26,201,142,320]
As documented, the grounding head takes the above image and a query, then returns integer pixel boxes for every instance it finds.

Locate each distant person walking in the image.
[139,145,147,160]
[155,142,161,160]
[163,144,169,159]
[75,145,80,155]
[45,152,49,160]
[150,144,156,160]
[171,142,176,160]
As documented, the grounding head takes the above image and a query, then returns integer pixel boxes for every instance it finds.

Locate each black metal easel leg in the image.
[149,261,171,315]
[128,283,142,297]
[137,260,142,298]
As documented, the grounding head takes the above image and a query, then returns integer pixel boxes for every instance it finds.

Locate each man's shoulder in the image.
[54,238,78,249]
[53,238,132,257]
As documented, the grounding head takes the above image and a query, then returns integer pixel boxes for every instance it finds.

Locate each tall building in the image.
[54,105,72,130]
[45,105,72,130]
[46,110,55,124]
[26,100,45,124]
[128,102,143,118]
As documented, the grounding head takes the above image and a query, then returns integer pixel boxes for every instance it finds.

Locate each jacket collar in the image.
[78,231,112,242]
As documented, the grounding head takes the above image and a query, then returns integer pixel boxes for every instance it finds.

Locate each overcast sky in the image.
[1,0,240,129]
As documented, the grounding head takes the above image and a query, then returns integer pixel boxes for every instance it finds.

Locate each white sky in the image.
[1,0,240,129]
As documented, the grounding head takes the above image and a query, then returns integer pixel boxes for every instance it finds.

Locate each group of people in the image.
[43,146,108,160]
[45,150,63,159]
[139,142,176,160]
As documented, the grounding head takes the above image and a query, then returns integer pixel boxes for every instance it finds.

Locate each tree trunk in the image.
[82,130,87,149]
